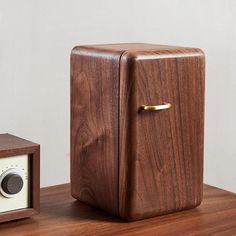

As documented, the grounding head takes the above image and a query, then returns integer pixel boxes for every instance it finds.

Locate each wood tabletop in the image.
[0,184,236,236]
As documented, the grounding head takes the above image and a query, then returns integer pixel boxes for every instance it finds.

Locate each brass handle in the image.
[140,103,171,112]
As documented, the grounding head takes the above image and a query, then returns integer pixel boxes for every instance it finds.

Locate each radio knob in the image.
[1,173,24,195]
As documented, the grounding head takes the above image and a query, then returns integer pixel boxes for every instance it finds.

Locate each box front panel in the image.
[119,50,205,220]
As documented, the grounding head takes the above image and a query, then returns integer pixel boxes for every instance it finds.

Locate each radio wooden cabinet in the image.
[0,134,40,223]
[70,43,205,221]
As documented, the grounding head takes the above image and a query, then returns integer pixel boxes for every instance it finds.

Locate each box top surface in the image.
[72,43,204,59]
[0,133,39,152]
[78,43,187,50]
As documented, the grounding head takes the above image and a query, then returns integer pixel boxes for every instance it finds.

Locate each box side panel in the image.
[119,50,205,220]
[71,47,122,214]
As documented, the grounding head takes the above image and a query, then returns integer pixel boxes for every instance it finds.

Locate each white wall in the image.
[0,0,236,191]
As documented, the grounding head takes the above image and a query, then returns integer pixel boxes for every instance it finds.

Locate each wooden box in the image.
[0,134,40,223]
[71,43,205,221]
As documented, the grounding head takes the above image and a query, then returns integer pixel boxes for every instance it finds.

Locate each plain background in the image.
[0,0,235,192]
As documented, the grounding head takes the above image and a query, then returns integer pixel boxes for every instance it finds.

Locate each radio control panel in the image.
[0,155,29,213]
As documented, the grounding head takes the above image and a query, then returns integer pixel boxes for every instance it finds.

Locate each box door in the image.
[119,49,205,220]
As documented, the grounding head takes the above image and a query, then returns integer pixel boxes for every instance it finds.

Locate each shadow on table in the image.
[42,198,203,224]
[40,198,125,223]
[69,200,124,223]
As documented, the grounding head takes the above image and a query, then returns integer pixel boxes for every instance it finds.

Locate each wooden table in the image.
[0,184,236,235]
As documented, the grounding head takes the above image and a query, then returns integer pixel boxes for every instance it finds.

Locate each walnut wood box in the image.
[0,134,40,223]
[71,43,205,221]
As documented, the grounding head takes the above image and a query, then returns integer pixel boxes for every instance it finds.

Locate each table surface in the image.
[0,184,236,236]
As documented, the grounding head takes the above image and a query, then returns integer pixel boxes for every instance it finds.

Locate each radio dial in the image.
[0,169,25,198]
[1,173,24,195]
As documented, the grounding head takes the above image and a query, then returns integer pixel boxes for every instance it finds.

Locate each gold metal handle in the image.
[140,103,171,112]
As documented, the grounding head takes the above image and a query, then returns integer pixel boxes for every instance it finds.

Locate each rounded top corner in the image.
[70,45,81,56]
[120,51,140,62]
[194,48,205,57]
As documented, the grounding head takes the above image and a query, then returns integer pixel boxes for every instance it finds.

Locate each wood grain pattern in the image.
[119,48,205,220]
[0,134,40,223]
[70,46,123,214]
[0,184,236,235]
[71,44,205,220]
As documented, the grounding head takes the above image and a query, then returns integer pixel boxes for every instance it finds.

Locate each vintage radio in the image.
[70,43,205,220]
[0,134,40,223]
